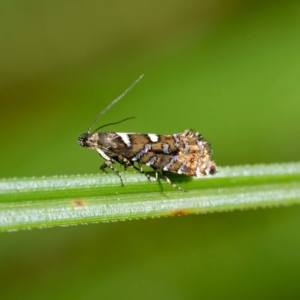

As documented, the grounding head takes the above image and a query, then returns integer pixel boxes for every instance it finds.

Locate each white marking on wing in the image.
[148,134,159,142]
[183,140,189,155]
[146,156,157,166]
[178,160,187,174]
[163,156,178,171]
[132,144,152,161]
[198,141,204,156]
[173,134,179,147]
[162,143,170,154]
[116,133,131,147]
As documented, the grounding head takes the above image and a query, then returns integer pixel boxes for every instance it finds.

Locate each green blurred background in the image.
[1,1,300,299]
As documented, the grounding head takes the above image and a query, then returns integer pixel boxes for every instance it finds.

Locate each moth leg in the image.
[100,160,124,187]
[159,170,187,193]
[118,156,130,172]
[133,162,152,181]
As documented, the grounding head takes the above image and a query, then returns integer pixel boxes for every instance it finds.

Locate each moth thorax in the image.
[97,132,118,148]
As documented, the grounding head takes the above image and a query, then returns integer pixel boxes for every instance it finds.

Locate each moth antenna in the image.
[92,117,136,133]
[87,74,144,133]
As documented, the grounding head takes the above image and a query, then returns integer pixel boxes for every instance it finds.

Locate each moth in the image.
[78,75,217,192]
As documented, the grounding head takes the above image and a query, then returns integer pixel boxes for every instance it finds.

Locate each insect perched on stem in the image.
[78,75,217,192]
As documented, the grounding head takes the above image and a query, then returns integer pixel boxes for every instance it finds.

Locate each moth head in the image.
[78,133,99,148]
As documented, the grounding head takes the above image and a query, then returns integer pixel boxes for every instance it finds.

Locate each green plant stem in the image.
[0,162,300,231]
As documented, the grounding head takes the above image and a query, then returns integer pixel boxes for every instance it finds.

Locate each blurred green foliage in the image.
[0,0,299,299]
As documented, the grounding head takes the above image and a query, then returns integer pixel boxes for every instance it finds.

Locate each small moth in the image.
[78,75,217,192]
